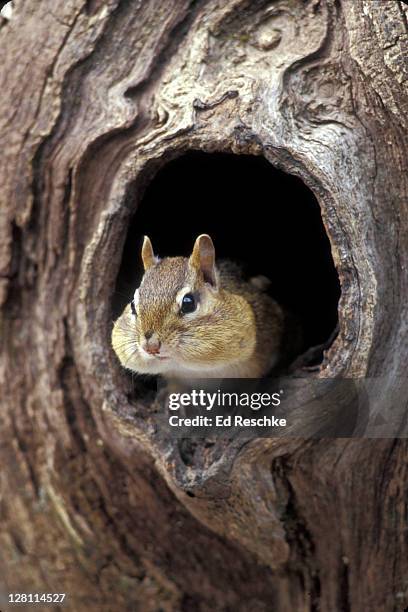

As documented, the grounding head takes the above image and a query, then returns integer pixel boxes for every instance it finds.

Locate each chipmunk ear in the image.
[141,236,157,271]
[190,234,218,287]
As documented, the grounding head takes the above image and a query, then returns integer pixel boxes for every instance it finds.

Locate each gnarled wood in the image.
[1,1,407,610]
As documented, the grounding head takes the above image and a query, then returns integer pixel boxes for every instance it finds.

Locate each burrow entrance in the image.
[114,151,340,373]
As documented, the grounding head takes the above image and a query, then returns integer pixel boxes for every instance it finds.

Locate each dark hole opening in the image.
[114,151,340,376]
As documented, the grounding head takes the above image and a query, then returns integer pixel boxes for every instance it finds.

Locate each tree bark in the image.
[1,1,407,611]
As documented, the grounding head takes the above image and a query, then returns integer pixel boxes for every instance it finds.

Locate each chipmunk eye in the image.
[181,293,196,314]
[130,299,137,317]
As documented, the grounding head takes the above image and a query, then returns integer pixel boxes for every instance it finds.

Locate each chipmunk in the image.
[112,234,291,381]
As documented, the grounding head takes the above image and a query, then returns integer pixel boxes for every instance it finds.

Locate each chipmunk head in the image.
[112,234,255,377]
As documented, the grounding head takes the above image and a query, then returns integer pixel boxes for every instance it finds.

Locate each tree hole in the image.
[113,151,340,382]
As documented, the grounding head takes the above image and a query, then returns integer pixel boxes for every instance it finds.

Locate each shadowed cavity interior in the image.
[113,151,340,370]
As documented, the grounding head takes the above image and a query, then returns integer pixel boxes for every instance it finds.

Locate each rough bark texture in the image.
[1,1,407,611]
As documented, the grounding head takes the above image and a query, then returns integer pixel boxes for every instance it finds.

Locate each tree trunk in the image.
[1,1,407,610]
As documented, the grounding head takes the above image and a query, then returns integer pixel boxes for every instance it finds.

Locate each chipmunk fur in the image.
[112,234,286,381]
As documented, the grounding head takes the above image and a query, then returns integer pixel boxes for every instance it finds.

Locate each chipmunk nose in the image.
[143,331,161,355]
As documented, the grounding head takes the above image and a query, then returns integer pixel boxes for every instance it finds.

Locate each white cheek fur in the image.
[182,303,200,317]
[130,289,140,318]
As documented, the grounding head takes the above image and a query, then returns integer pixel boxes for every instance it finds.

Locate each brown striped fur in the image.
[112,235,285,381]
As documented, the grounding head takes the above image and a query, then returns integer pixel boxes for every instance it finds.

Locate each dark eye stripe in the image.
[130,299,137,316]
